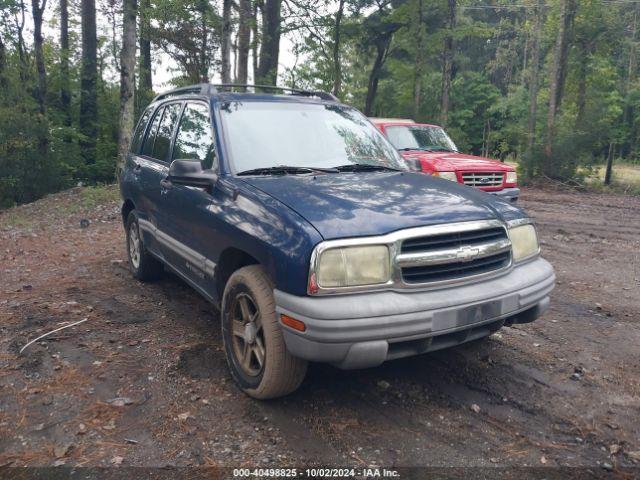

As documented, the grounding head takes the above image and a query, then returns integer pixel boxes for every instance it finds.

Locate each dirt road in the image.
[0,186,639,473]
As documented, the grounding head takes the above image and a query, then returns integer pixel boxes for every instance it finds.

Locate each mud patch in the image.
[17,349,45,375]
[96,297,154,324]
[175,343,227,379]
[22,314,60,328]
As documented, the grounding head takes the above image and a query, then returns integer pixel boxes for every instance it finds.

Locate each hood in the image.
[241,172,523,240]
[402,151,514,172]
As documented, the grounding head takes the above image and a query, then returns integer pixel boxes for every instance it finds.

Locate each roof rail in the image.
[212,84,339,101]
[151,83,339,103]
[151,84,214,103]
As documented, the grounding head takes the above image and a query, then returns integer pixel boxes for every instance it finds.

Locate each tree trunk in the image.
[15,0,28,84]
[237,0,251,84]
[139,0,152,107]
[622,7,638,157]
[413,0,425,119]
[545,0,576,168]
[553,2,576,113]
[604,142,614,185]
[199,0,209,82]
[0,34,6,89]
[80,0,98,165]
[252,0,260,81]
[331,0,345,97]
[364,32,392,116]
[521,29,528,86]
[575,40,593,128]
[221,0,232,83]
[60,0,71,125]
[440,0,456,127]
[525,0,543,181]
[117,0,137,177]
[31,0,48,115]
[256,0,281,85]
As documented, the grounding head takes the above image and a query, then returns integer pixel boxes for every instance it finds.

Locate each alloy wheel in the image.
[128,223,141,269]
[230,292,266,377]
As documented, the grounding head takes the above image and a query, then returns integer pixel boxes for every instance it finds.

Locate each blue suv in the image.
[120,84,555,399]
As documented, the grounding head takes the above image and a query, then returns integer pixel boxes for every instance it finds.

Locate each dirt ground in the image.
[0,185,639,474]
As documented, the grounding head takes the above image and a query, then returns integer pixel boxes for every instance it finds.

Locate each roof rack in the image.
[151,83,338,103]
[151,84,214,103]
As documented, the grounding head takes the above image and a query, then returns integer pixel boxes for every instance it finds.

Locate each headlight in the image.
[316,245,390,288]
[506,171,517,184]
[434,171,457,182]
[509,224,539,261]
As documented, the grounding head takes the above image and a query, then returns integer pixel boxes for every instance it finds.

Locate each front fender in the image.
[214,177,323,297]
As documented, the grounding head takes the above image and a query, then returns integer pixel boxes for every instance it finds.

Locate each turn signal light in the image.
[280,314,306,332]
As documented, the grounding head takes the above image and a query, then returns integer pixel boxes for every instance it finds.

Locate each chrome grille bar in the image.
[461,172,504,187]
[396,238,511,268]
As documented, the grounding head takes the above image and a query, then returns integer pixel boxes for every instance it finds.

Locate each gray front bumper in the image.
[275,257,554,369]
[490,187,520,202]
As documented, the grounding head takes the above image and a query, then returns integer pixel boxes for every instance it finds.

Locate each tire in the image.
[221,265,307,399]
[125,211,163,282]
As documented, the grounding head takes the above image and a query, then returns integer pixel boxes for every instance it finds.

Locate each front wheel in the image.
[221,265,307,399]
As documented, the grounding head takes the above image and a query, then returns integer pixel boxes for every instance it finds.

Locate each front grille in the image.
[401,227,507,253]
[398,226,511,285]
[461,172,504,187]
[401,251,510,283]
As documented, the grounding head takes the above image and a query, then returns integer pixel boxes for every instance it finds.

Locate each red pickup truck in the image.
[371,118,519,202]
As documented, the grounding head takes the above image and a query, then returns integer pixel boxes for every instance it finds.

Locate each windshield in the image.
[219,101,406,173]
[385,125,458,152]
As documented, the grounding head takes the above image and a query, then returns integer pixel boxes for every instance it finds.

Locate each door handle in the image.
[160,178,173,193]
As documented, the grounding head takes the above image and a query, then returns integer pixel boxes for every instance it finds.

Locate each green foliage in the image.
[2,0,640,209]
[447,72,501,153]
[0,32,118,208]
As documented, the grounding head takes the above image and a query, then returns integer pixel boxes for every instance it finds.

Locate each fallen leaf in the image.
[107,397,133,407]
[54,443,74,458]
[627,451,640,461]
[377,380,390,390]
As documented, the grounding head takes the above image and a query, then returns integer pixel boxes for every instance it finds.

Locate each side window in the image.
[172,103,216,169]
[141,106,164,157]
[152,103,182,161]
[130,108,153,154]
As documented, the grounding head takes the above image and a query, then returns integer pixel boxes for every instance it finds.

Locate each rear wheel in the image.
[125,211,163,281]
[221,265,307,399]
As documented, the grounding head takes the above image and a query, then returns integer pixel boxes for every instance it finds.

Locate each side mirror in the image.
[168,159,218,191]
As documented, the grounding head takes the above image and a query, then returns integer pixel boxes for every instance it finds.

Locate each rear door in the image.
[135,101,183,258]
[157,101,220,295]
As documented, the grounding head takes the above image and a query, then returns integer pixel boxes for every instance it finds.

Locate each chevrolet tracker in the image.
[120,84,556,399]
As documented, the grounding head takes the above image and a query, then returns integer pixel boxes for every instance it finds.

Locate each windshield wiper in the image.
[334,164,402,172]
[426,146,459,153]
[237,165,338,176]
[397,147,431,152]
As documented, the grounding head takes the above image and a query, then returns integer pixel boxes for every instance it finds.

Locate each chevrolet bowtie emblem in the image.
[456,246,480,262]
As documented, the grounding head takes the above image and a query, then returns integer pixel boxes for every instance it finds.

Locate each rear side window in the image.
[172,103,216,169]
[152,103,183,161]
[130,108,153,154]
[142,107,164,157]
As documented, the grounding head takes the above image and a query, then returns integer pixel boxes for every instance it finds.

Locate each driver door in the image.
[159,101,220,296]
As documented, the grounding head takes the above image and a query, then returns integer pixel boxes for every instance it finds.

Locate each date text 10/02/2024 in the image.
[232,468,401,478]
